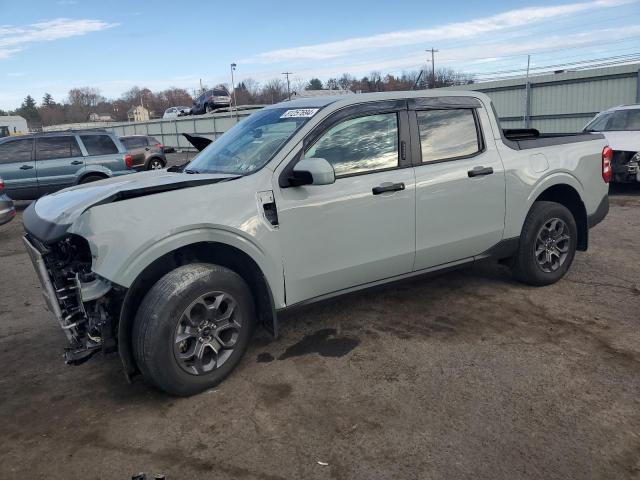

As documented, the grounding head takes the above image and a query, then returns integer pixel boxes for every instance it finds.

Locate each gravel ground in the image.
[0,185,639,479]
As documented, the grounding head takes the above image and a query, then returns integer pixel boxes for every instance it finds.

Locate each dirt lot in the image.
[1,186,639,480]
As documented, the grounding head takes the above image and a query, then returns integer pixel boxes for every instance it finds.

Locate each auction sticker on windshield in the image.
[280,108,319,118]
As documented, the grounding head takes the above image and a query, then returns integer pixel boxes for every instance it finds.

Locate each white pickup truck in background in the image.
[22,91,611,395]
[584,103,640,183]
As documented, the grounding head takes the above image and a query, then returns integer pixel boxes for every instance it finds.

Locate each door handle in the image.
[70,160,83,165]
[468,166,494,177]
[144,147,150,151]
[19,164,33,170]
[372,182,405,195]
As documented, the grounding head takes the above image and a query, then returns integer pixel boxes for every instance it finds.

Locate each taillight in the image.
[156,143,164,150]
[124,154,134,169]
[0,178,4,190]
[602,146,613,183]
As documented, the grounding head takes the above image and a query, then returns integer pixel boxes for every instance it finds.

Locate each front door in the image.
[0,138,37,200]
[274,106,416,305]
[410,103,506,270]
[35,135,85,195]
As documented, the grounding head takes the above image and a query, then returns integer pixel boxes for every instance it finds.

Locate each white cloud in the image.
[249,0,632,63]
[0,18,118,59]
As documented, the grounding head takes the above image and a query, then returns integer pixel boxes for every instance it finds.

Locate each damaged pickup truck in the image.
[23,91,610,396]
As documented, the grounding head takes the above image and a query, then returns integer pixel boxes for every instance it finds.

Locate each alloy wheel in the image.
[173,291,242,375]
[534,218,571,273]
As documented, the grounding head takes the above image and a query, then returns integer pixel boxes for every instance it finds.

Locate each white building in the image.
[127,106,150,122]
[0,115,28,136]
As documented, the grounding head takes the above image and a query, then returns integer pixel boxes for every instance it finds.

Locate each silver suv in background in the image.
[191,87,232,115]
[0,131,133,200]
[120,135,167,170]
[584,104,640,183]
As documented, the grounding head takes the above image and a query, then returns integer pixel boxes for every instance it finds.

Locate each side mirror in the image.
[289,158,335,186]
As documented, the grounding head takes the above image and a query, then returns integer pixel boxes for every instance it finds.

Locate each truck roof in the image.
[268,90,491,110]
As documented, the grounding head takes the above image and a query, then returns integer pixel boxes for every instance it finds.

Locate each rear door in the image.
[35,135,85,195]
[78,134,125,173]
[410,97,506,270]
[0,138,37,200]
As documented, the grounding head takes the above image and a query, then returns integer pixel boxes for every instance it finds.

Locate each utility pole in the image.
[230,63,238,121]
[524,54,531,128]
[282,72,292,100]
[426,48,438,88]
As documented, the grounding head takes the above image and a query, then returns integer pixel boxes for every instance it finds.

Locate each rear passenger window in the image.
[416,109,480,163]
[0,139,33,164]
[306,113,399,177]
[122,137,147,149]
[80,135,118,155]
[36,136,82,160]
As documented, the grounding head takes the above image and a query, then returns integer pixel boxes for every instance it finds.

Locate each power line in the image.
[282,72,292,100]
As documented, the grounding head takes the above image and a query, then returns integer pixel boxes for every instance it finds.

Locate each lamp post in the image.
[230,63,238,121]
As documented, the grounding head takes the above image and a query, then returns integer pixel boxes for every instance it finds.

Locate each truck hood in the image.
[23,170,238,244]
[601,132,640,152]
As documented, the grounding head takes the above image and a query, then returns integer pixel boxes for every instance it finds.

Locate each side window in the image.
[0,139,33,164]
[122,137,146,149]
[305,113,399,177]
[36,136,82,160]
[416,109,480,163]
[80,135,119,155]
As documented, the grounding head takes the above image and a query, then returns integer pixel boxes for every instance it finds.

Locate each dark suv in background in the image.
[120,135,166,170]
[0,131,132,200]
[191,87,232,115]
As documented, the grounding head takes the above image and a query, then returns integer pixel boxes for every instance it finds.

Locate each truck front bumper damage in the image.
[23,234,120,365]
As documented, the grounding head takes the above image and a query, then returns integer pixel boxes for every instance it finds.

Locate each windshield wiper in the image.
[184,168,201,174]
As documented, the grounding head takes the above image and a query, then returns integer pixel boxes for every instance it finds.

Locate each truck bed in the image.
[502,128,605,150]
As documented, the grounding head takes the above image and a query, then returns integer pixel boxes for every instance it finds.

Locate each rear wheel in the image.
[147,158,165,170]
[511,201,577,286]
[132,263,255,396]
[205,104,215,113]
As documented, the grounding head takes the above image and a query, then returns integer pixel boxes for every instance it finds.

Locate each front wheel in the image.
[132,263,255,396]
[205,104,215,113]
[511,201,578,286]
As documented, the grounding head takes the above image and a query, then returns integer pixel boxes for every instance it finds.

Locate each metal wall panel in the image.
[101,110,253,150]
[445,64,639,132]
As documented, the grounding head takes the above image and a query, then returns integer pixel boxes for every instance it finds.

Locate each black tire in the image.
[205,103,214,114]
[132,263,255,396]
[79,174,106,184]
[146,158,165,170]
[511,201,578,286]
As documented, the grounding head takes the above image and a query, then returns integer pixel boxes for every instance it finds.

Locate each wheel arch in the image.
[75,166,111,184]
[531,182,588,251]
[117,241,278,378]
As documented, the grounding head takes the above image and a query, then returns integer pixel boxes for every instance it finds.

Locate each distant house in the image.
[89,113,113,122]
[0,115,28,137]
[290,89,354,99]
[127,106,150,122]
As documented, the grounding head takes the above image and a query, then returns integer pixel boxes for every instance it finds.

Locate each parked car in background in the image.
[22,91,610,396]
[119,135,166,170]
[0,176,16,226]
[584,104,640,183]
[163,106,191,119]
[191,87,231,115]
[0,131,133,200]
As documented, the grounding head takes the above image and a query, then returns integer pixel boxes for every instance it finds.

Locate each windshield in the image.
[184,107,317,175]
[585,109,640,132]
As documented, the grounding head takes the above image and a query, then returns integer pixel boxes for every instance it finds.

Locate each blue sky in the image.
[1,0,639,109]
